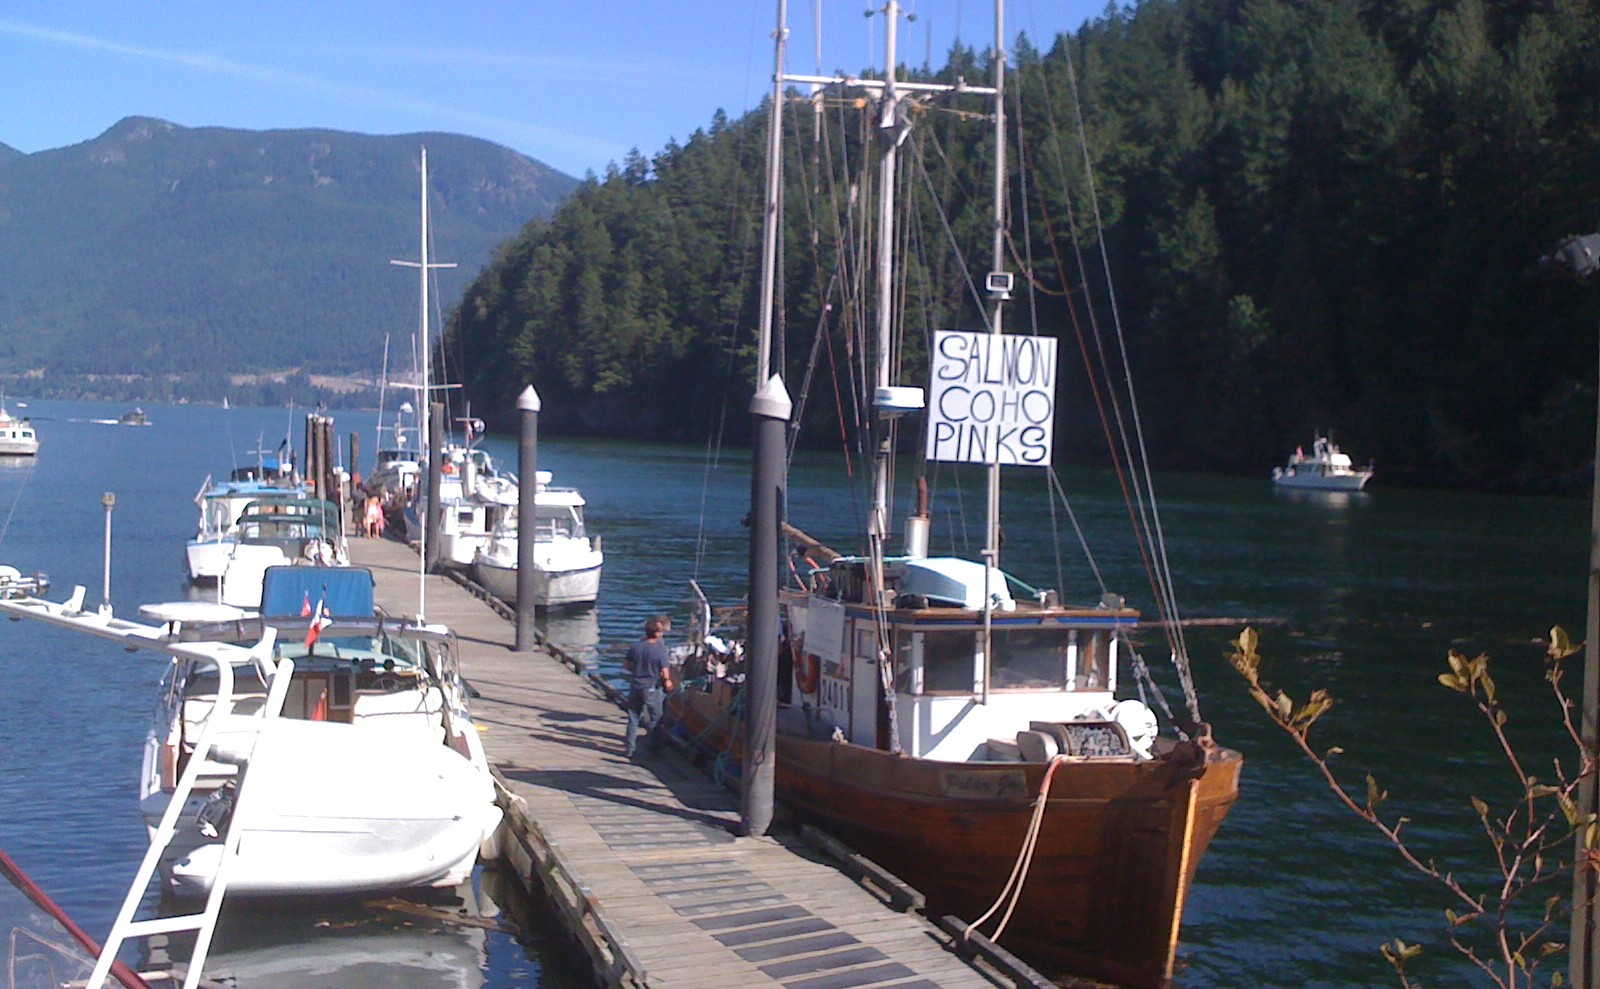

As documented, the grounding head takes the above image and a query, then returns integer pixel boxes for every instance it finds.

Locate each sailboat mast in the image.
[756,0,787,384]
[418,147,432,618]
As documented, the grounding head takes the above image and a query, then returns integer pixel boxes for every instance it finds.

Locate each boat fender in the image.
[795,652,820,694]
[1110,699,1158,760]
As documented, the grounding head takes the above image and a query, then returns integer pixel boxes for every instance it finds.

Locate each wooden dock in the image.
[345,536,1022,989]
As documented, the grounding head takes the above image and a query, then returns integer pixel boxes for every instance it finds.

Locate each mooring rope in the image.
[966,754,1067,944]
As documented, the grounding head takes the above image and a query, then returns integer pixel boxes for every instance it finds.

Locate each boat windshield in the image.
[533,505,585,540]
[278,632,430,672]
[912,626,1111,693]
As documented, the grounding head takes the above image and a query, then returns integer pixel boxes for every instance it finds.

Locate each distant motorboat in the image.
[0,403,40,456]
[1272,436,1374,491]
[118,408,150,426]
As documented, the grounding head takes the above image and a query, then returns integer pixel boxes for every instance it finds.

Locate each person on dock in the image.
[622,616,672,758]
[364,493,385,538]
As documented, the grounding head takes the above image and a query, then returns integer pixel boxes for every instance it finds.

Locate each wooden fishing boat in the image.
[673,552,1241,987]
[667,2,1241,986]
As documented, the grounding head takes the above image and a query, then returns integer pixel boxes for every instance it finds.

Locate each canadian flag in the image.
[305,597,331,647]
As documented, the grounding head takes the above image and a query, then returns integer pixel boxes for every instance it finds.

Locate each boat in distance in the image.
[1271,436,1374,490]
[0,403,40,456]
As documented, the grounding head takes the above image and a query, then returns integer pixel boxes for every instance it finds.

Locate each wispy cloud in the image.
[0,18,617,162]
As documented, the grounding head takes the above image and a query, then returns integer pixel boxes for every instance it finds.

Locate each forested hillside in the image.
[0,119,577,405]
[448,0,1600,488]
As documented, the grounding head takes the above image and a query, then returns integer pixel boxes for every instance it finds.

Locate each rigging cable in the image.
[1023,33,1200,720]
[1055,38,1198,720]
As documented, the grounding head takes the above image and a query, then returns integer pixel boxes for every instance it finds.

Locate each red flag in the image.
[300,592,312,618]
[305,598,330,647]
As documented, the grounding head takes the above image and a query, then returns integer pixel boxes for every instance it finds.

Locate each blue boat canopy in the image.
[260,567,374,619]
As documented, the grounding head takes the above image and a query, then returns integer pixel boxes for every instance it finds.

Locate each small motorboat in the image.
[0,404,40,456]
[1272,436,1374,491]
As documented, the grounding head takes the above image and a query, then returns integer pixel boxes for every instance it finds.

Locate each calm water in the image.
[0,398,1588,987]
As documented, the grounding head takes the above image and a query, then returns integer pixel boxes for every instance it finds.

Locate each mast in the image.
[981,0,1008,704]
[869,3,903,584]
[390,147,455,619]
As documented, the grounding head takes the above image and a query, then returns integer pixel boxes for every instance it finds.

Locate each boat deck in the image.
[346,536,1010,989]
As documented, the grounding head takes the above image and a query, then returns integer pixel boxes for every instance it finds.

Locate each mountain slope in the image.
[0,118,578,378]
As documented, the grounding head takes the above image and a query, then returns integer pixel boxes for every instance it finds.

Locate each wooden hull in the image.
[673,689,1241,989]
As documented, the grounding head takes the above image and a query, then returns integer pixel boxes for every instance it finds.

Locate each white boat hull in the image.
[1271,469,1372,491]
[141,718,501,899]
[474,551,602,607]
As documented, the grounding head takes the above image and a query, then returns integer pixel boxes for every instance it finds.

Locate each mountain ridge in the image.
[0,117,578,400]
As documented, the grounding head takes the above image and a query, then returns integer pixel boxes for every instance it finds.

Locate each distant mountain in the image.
[0,117,578,391]
[0,143,20,164]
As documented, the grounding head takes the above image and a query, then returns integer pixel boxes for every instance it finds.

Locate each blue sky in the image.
[1,1,1108,178]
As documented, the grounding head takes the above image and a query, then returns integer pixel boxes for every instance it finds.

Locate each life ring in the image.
[795,653,820,695]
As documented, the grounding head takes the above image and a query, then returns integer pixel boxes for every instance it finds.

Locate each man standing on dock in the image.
[623,617,671,758]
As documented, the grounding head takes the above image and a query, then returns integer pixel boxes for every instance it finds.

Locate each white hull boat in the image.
[472,471,602,608]
[1272,436,1373,490]
[0,566,501,902]
[216,503,347,607]
[0,405,39,456]
[185,462,306,582]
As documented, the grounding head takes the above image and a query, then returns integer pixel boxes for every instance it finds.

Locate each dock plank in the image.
[347,537,1003,989]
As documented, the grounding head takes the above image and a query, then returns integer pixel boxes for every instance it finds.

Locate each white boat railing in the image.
[0,571,288,989]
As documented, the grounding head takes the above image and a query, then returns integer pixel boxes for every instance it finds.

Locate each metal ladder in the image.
[85,631,290,989]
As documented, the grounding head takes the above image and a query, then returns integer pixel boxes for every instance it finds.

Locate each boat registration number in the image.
[819,675,849,717]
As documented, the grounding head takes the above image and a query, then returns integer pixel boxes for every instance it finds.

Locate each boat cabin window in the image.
[921,630,976,693]
[1075,631,1109,690]
[990,628,1073,690]
[914,627,1111,693]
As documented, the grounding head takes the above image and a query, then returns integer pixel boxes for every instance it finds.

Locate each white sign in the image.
[925,330,1056,466]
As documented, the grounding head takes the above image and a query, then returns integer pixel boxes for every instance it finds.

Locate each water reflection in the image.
[537,605,600,667]
[1270,486,1370,510]
[148,880,500,989]
[0,455,38,470]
